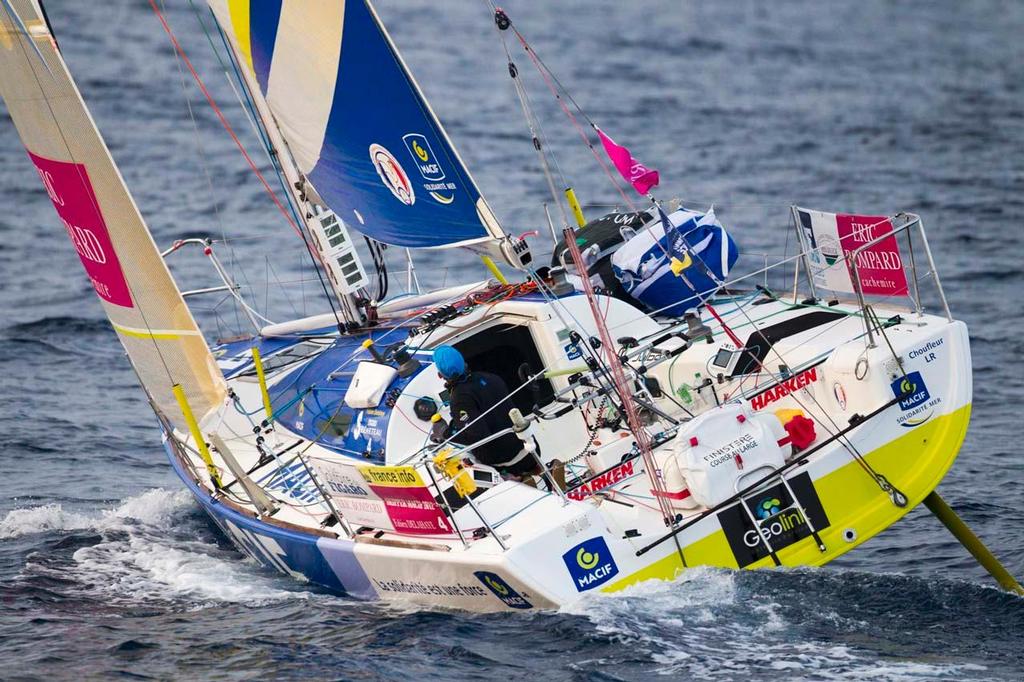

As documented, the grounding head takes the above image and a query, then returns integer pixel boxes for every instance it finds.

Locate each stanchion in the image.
[172,383,222,488]
[251,346,274,422]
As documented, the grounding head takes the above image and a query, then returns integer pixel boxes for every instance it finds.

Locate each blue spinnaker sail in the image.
[209,0,501,249]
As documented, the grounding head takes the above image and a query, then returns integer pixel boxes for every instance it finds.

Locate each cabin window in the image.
[260,341,327,373]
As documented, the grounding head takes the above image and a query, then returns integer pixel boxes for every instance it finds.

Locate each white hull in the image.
[172,295,972,612]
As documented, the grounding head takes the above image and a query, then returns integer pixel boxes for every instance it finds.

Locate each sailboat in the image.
[2,0,1014,612]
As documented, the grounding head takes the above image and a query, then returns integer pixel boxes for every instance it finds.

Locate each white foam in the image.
[0,503,92,538]
[103,487,193,526]
[7,488,310,607]
[71,531,304,606]
[0,488,191,539]
[561,567,988,680]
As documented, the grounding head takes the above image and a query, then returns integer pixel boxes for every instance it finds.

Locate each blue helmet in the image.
[433,345,466,379]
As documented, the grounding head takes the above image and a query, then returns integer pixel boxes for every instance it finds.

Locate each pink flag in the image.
[595,126,660,195]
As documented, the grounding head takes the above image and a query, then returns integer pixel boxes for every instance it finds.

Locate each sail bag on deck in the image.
[550,208,655,300]
[0,0,226,430]
[611,208,739,316]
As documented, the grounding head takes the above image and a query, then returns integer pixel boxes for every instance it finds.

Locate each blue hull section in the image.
[164,439,378,601]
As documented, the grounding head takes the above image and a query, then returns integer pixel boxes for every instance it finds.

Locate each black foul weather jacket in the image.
[445,371,535,475]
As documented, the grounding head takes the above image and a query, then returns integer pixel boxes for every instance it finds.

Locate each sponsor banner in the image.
[371,576,489,599]
[28,152,133,307]
[402,132,457,204]
[717,472,830,568]
[474,571,533,609]
[567,459,636,501]
[308,457,393,530]
[750,366,819,411]
[796,209,908,297]
[835,214,909,296]
[358,465,453,535]
[562,536,619,592]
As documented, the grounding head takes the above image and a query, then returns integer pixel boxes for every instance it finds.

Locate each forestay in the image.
[207,0,507,251]
[0,0,226,429]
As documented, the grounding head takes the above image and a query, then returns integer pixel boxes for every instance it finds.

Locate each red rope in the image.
[705,303,744,347]
[147,1,323,266]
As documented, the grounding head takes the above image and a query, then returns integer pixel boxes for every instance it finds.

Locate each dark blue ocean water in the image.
[1,1,1022,679]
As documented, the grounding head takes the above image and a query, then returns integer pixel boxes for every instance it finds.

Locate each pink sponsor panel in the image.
[27,151,133,307]
[367,483,454,535]
[836,214,909,297]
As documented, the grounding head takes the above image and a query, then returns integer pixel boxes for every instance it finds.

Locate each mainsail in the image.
[0,0,226,429]
[207,0,509,252]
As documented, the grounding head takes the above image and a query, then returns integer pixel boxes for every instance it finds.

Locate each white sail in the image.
[0,0,226,429]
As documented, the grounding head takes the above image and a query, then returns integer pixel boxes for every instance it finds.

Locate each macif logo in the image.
[562,537,618,592]
[402,133,445,182]
[474,571,533,609]
[891,371,930,411]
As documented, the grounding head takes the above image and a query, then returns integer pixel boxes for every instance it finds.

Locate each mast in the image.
[211,8,367,326]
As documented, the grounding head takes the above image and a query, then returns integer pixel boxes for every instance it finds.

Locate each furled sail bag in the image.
[550,209,654,299]
[611,208,739,316]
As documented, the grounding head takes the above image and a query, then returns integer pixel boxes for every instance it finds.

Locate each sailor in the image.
[431,345,540,478]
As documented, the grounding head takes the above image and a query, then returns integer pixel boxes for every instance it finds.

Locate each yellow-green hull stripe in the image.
[605,403,972,590]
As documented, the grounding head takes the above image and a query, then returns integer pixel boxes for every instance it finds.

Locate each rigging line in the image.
[488,14,569,190]
[182,0,263,328]
[491,6,637,211]
[563,226,686,563]
[265,257,302,319]
[518,44,638,213]
[147,0,346,335]
[210,15,301,225]
[490,16,571,228]
[186,0,230,72]
[166,0,255,336]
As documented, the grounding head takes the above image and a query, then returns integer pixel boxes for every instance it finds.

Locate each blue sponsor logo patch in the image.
[564,342,582,360]
[891,371,930,411]
[474,571,533,609]
[402,133,445,182]
[563,537,619,592]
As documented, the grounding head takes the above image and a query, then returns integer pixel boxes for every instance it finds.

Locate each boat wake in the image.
[1,492,1014,679]
[560,567,993,680]
[1,489,313,608]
